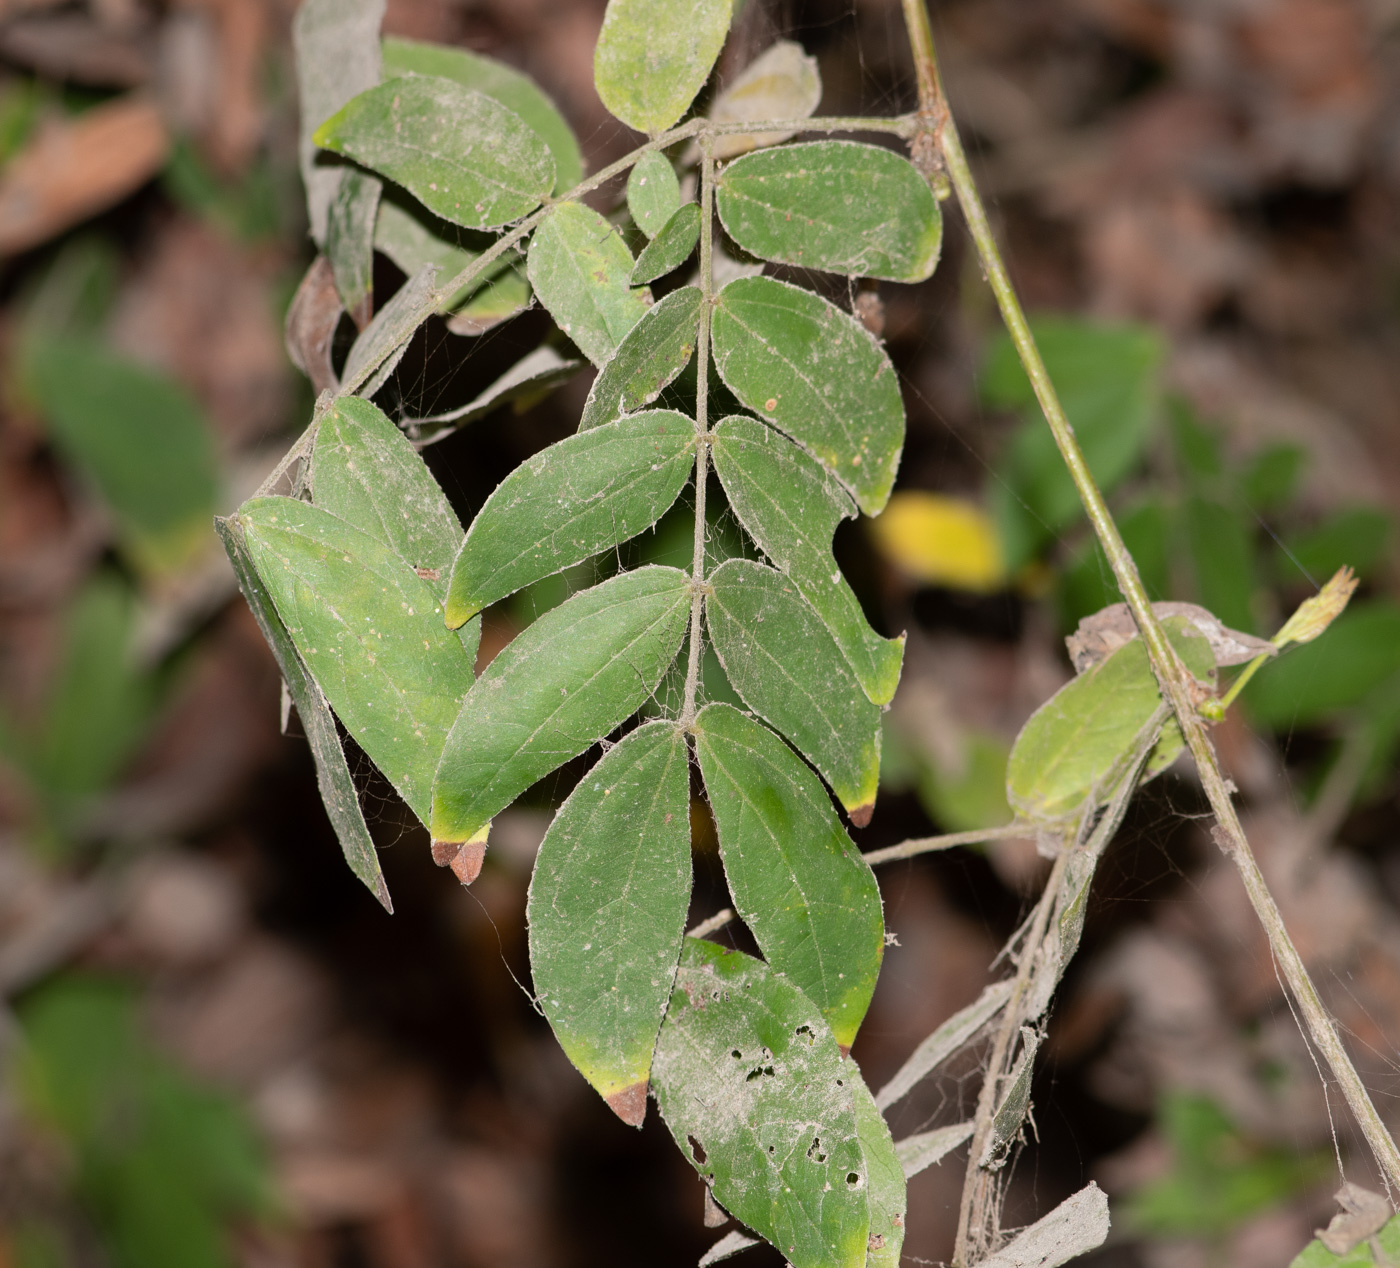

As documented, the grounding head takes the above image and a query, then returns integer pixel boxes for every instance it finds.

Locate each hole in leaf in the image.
[794,1024,815,1044]
[731,1049,743,1059]
[846,1172,863,1188]
[689,1135,708,1165]
[745,1064,776,1082]
[807,1136,827,1163]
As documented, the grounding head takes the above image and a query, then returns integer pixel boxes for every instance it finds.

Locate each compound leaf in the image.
[652,939,871,1268]
[528,201,652,366]
[716,141,941,282]
[712,415,902,704]
[631,202,700,285]
[580,285,701,429]
[711,276,903,515]
[710,40,821,160]
[527,721,691,1124]
[313,75,555,230]
[240,497,475,826]
[216,516,390,911]
[693,703,883,1047]
[1007,616,1216,823]
[445,410,695,626]
[382,35,583,193]
[293,0,384,246]
[326,168,381,325]
[627,150,682,237]
[594,0,733,134]
[706,559,881,822]
[311,396,462,597]
[430,566,691,847]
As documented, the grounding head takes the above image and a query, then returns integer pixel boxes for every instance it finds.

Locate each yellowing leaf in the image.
[869,492,1005,593]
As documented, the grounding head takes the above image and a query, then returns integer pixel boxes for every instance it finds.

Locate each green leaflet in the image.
[715,141,941,282]
[382,36,583,194]
[692,703,884,1048]
[631,203,700,284]
[526,722,691,1123]
[445,410,695,625]
[593,0,733,134]
[852,1076,906,1268]
[711,276,903,515]
[627,151,683,237]
[313,75,555,230]
[1006,617,1216,823]
[711,415,903,704]
[430,566,690,846]
[580,286,701,430]
[706,560,882,822]
[527,201,652,366]
[310,396,463,599]
[293,0,384,246]
[372,196,520,318]
[216,517,390,911]
[653,939,870,1268]
[240,497,475,826]
[326,168,380,324]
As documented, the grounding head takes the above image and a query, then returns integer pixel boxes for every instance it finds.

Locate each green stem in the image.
[897,0,1400,1222]
[680,138,717,728]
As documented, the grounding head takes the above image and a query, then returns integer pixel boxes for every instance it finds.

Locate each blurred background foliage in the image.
[0,1,1399,1266]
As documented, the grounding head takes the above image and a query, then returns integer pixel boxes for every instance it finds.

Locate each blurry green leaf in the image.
[15,976,273,1268]
[314,76,555,230]
[311,396,463,596]
[0,76,41,165]
[217,516,390,909]
[14,576,160,835]
[1185,494,1257,634]
[1008,617,1214,822]
[983,318,1162,570]
[627,150,682,237]
[706,559,881,821]
[1282,508,1394,586]
[528,201,653,366]
[915,729,1011,834]
[445,411,695,625]
[710,40,821,160]
[630,203,700,284]
[527,721,690,1123]
[693,702,884,1048]
[241,496,475,825]
[293,0,384,244]
[1241,442,1305,513]
[27,336,217,577]
[1058,499,1170,632]
[1168,398,1224,481]
[593,0,732,134]
[430,566,690,847]
[382,36,583,193]
[652,939,871,1268]
[715,141,941,282]
[712,276,904,515]
[580,286,701,429]
[1126,1093,1328,1238]
[711,415,902,704]
[326,168,380,324]
[1245,601,1400,729]
[162,139,286,244]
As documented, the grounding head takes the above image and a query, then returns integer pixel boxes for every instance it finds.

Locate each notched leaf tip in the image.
[605,1080,649,1127]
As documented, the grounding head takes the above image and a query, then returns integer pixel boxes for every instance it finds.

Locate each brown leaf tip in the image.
[848,801,875,829]
[431,839,462,867]
[605,1081,648,1128]
[449,840,486,886]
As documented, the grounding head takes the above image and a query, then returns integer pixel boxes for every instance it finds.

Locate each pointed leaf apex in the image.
[450,839,487,885]
[606,1080,649,1127]
[847,801,875,829]
[1274,565,1358,647]
[372,877,394,914]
